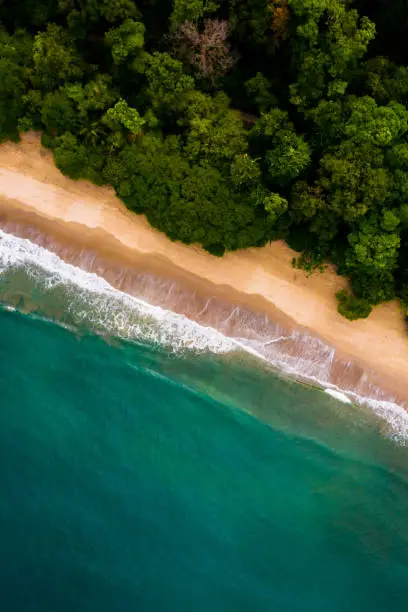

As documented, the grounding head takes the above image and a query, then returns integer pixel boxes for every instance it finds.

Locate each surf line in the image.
[0,227,407,441]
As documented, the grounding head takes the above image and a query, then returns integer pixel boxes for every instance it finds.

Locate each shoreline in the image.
[1,133,408,406]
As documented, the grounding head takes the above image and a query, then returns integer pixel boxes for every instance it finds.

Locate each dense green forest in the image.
[1,0,408,320]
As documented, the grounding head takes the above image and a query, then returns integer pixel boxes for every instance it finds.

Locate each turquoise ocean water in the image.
[1,228,408,610]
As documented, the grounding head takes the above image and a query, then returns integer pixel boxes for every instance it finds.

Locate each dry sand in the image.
[0,133,407,400]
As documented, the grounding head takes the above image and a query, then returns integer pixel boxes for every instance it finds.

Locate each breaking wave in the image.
[0,228,235,353]
[0,226,407,442]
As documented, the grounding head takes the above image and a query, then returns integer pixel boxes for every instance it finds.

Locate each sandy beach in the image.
[0,132,407,403]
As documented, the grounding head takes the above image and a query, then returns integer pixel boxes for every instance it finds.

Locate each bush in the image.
[351,271,395,305]
[336,289,372,320]
[204,243,225,257]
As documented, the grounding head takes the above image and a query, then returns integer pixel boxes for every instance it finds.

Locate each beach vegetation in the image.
[336,290,372,321]
[2,0,408,318]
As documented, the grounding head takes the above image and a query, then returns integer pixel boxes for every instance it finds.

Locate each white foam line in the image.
[214,336,408,444]
[0,229,235,354]
[1,228,408,442]
[325,389,352,404]
[263,335,294,346]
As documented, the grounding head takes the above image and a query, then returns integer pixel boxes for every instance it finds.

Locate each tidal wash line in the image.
[0,223,407,442]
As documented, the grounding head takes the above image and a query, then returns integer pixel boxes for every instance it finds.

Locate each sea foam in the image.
[324,389,352,403]
[1,227,408,442]
[0,228,235,354]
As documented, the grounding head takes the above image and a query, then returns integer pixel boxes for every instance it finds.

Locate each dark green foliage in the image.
[230,154,261,189]
[336,289,372,321]
[105,19,145,67]
[32,24,84,91]
[290,182,326,221]
[288,0,376,109]
[3,0,408,321]
[53,132,89,179]
[170,0,219,30]
[245,73,277,113]
[264,193,288,223]
[104,99,145,134]
[229,0,271,46]
[0,57,26,140]
[181,91,247,169]
[362,58,408,104]
[41,91,78,135]
[400,284,408,312]
[104,134,270,251]
[292,255,327,276]
[0,28,33,140]
[57,0,140,24]
[351,270,395,305]
[317,141,389,221]
[250,110,311,186]
[145,52,195,118]
[346,217,400,274]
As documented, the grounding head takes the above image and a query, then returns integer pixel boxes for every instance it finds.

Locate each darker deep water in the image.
[1,306,408,611]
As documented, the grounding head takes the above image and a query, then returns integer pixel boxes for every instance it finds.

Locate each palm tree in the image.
[79,121,106,146]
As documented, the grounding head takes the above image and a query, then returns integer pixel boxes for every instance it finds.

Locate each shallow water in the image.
[1,230,408,610]
[0,225,406,423]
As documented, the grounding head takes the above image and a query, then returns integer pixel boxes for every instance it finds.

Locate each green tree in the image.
[105,19,146,68]
[0,28,33,139]
[0,58,26,140]
[41,90,78,135]
[344,97,408,147]
[317,141,388,221]
[65,75,119,117]
[381,209,400,232]
[104,99,145,135]
[145,52,195,117]
[264,192,288,223]
[351,270,395,305]
[103,134,269,252]
[32,24,84,91]
[230,153,261,189]
[53,132,89,179]
[336,289,372,320]
[362,57,408,105]
[306,99,346,149]
[251,109,311,186]
[290,181,326,221]
[181,91,247,169]
[228,0,272,46]
[58,0,140,23]
[3,0,408,319]
[245,73,277,113]
[289,0,375,108]
[346,217,400,274]
[170,0,219,29]
[79,121,107,146]
[20,89,43,132]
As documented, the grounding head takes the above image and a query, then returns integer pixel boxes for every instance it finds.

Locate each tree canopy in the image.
[1,0,408,320]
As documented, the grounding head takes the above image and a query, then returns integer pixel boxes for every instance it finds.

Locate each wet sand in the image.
[0,132,407,403]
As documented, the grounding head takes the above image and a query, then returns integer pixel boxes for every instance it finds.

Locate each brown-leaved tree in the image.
[173,19,236,84]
